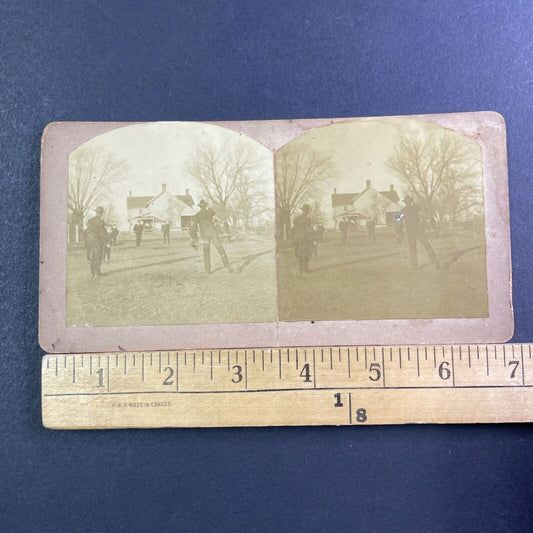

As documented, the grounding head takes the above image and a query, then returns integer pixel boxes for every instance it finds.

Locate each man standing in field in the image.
[162,221,170,244]
[400,195,440,269]
[291,204,315,275]
[193,199,233,274]
[339,217,348,244]
[133,221,144,247]
[85,205,109,277]
[367,217,376,241]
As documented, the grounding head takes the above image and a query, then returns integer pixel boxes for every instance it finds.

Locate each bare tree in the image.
[387,130,482,223]
[68,146,126,226]
[232,171,273,228]
[275,144,334,239]
[185,138,269,221]
[102,201,120,227]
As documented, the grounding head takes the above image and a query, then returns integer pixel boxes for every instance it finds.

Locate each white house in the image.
[331,180,401,227]
[127,184,197,231]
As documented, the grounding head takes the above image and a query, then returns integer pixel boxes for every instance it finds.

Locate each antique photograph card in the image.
[39,113,513,353]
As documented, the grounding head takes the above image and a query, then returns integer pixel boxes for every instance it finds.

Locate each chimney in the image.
[334,188,337,194]
[185,188,189,195]
[390,184,394,191]
[162,183,167,192]
[129,191,132,197]
[366,179,371,189]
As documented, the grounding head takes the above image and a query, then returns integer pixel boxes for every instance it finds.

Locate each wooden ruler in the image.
[42,344,533,429]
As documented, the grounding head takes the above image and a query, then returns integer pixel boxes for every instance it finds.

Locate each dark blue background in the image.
[1,1,533,531]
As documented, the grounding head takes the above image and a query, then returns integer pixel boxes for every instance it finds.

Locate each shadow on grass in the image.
[303,251,401,273]
[440,245,482,269]
[103,254,199,275]
[210,250,272,274]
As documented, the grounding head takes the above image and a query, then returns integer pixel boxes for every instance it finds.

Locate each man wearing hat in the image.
[85,205,109,277]
[291,204,315,274]
[400,195,439,269]
[193,199,233,274]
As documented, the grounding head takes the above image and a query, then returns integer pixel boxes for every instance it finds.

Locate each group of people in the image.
[84,199,235,279]
[290,195,440,276]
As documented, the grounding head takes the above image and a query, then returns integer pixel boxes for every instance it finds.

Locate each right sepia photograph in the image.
[275,117,488,322]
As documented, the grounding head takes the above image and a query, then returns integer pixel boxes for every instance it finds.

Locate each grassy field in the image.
[277,227,488,322]
[67,232,277,326]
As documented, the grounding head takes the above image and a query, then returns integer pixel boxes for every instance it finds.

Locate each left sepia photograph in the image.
[66,123,277,326]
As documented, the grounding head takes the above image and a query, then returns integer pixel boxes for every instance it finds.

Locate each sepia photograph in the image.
[276,118,488,321]
[40,113,511,352]
[66,122,277,326]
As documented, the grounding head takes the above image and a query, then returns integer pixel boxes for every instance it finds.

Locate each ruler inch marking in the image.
[176,352,179,392]
[520,345,525,386]
[381,347,386,388]
[312,349,317,389]
[451,345,456,387]
[210,351,213,381]
[245,350,248,390]
[347,348,351,378]
[348,392,353,424]
[73,355,76,383]
[364,346,368,369]
[142,353,145,382]
[416,347,420,378]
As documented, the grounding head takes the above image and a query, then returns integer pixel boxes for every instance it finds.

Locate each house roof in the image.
[331,193,357,208]
[127,196,153,210]
[380,190,400,203]
[127,193,195,210]
[177,194,195,207]
[331,188,401,208]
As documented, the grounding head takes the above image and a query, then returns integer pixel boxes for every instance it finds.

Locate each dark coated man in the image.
[85,206,109,277]
[400,195,440,269]
[162,221,170,244]
[292,204,315,274]
[133,222,144,247]
[339,217,348,243]
[367,217,376,241]
[193,200,233,274]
